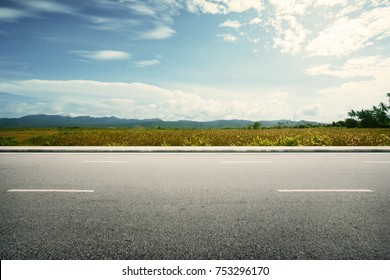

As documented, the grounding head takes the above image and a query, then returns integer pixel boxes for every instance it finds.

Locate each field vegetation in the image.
[1,127,389,146]
[1,94,389,146]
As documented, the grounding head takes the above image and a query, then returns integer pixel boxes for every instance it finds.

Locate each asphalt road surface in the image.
[1,152,389,259]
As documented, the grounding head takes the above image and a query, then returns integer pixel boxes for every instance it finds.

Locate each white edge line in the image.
[277,189,373,192]
[1,152,388,156]
[364,161,390,163]
[7,189,95,193]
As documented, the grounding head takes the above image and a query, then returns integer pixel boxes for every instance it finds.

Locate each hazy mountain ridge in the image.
[0,114,323,128]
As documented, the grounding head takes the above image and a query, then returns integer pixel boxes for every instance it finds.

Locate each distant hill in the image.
[0,114,324,128]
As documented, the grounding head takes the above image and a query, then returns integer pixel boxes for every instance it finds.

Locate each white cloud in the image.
[0,7,30,21]
[0,79,293,121]
[130,4,157,16]
[297,103,322,118]
[306,56,390,78]
[217,34,238,42]
[186,0,225,14]
[316,82,389,122]
[306,64,332,76]
[17,0,74,14]
[272,15,309,54]
[3,0,179,42]
[269,0,311,16]
[135,59,161,68]
[186,0,263,14]
[306,18,367,57]
[139,24,176,39]
[265,1,314,54]
[0,80,173,102]
[223,0,263,13]
[306,6,390,57]
[4,0,390,55]
[259,0,390,56]
[84,15,140,31]
[249,17,262,25]
[1,0,75,21]
[219,19,241,29]
[315,0,348,6]
[72,50,131,61]
[306,55,390,119]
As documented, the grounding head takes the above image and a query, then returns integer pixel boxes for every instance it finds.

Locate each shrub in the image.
[0,136,19,146]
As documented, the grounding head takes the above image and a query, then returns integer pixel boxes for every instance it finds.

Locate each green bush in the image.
[0,136,19,146]
[24,135,58,146]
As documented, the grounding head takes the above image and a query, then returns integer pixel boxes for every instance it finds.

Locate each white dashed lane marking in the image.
[221,161,271,164]
[83,160,128,163]
[277,189,373,193]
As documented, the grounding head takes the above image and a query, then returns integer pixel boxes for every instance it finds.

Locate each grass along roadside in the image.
[0,127,389,146]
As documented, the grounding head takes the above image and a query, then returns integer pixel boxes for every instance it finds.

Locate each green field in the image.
[1,127,389,146]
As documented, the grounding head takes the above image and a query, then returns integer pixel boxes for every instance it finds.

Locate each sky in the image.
[0,0,389,122]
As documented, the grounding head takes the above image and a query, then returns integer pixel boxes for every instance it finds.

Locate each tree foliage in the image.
[244,121,262,130]
[334,94,390,128]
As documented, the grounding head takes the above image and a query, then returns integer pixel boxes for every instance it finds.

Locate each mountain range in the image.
[0,114,324,129]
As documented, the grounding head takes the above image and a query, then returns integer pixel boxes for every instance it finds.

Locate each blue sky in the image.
[0,0,389,122]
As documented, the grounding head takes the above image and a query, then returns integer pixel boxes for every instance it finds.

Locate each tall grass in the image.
[1,127,389,146]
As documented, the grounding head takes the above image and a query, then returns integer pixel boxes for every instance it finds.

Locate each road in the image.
[0,152,389,259]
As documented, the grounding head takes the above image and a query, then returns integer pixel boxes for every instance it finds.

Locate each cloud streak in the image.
[139,24,176,40]
[72,50,131,61]
[217,34,238,42]
[135,59,161,68]
[17,0,74,14]
[219,19,241,29]
[0,0,75,22]
[0,7,30,21]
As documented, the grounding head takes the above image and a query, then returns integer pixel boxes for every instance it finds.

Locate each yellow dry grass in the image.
[1,127,389,146]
